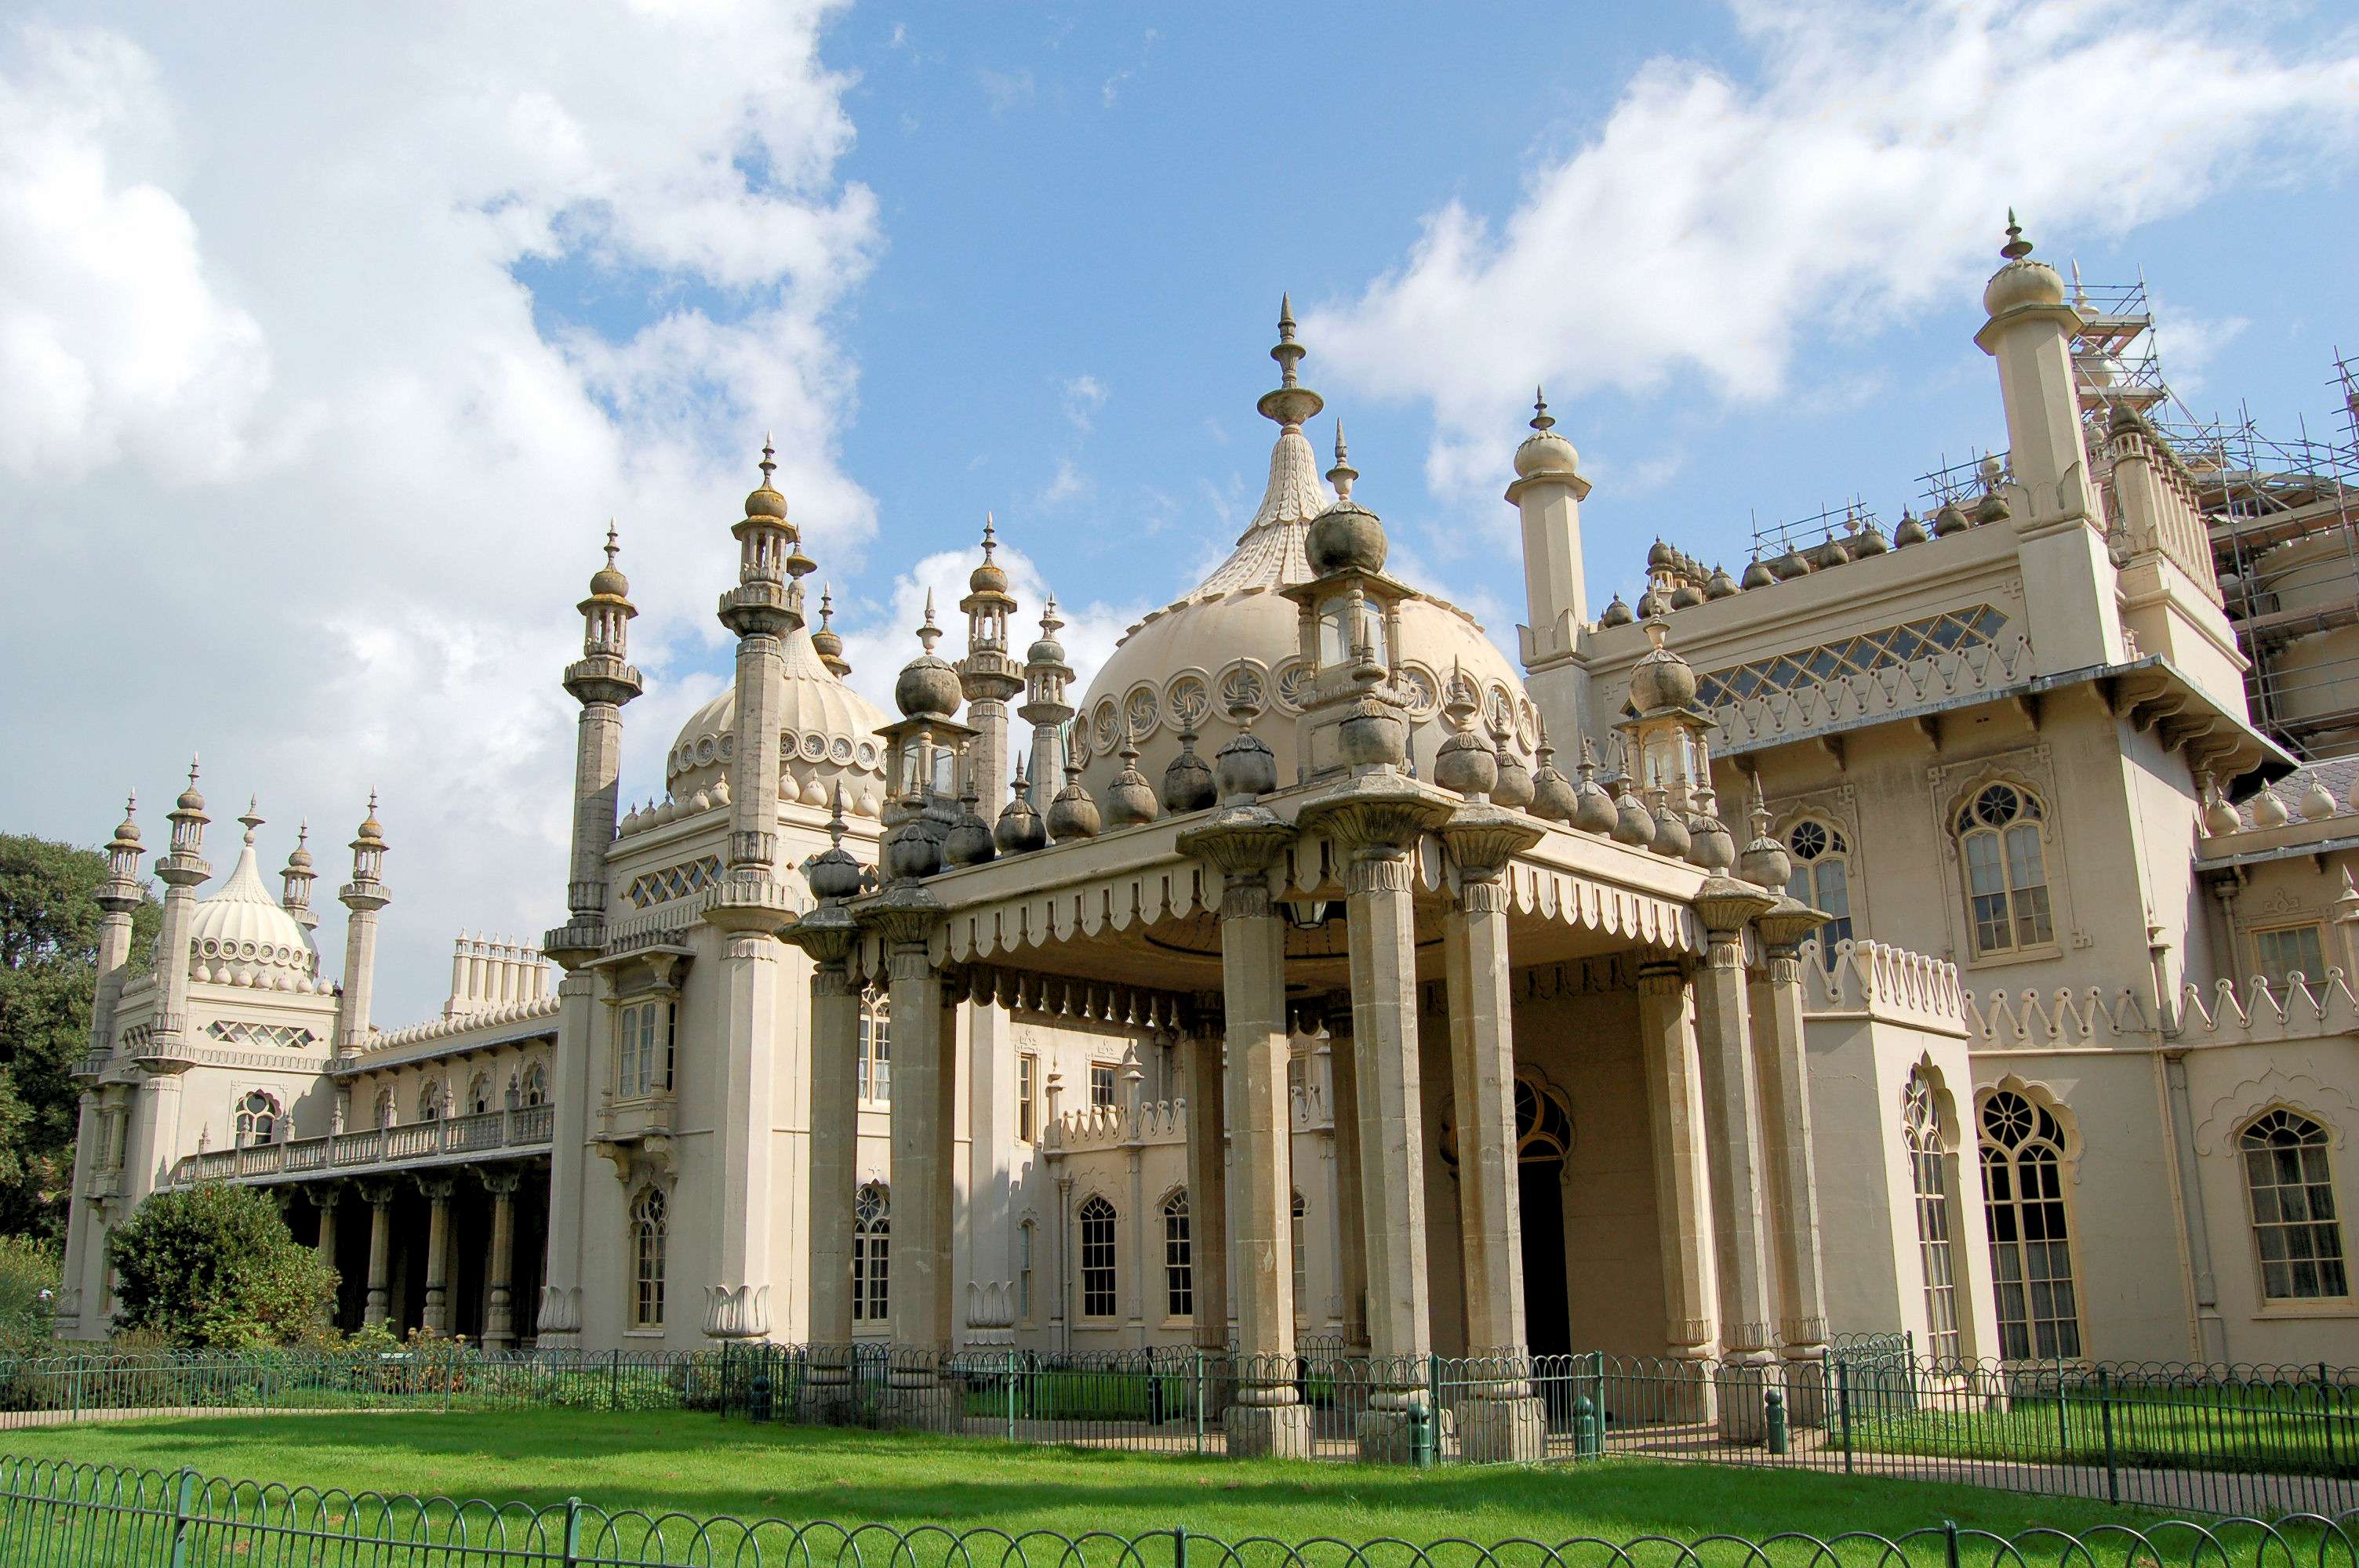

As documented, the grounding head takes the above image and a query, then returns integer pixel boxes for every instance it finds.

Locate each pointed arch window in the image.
[1018,1219,1035,1322]
[631,1187,667,1330]
[1078,1195,1118,1318]
[234,1091,282,1149]
[1955,783,2053,956]
[373,1087,396,1130]
[467,1072,493,1116]
[1904,1070,1962,1363]
[1979,1091,2081,1359]
[852,1182,890,1323]
[1161,1191,1193,1319]
[418,1079,445,1122]
[1784,819,1854,960]
[2241,1110,2348,1301]
[521,1061,548,1108]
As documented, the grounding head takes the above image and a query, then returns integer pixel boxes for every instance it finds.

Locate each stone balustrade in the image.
[1800,937,1968,1034]
[170,1102,554,1187]
[1707,632,2035,756]
[1960,966,2359,1049]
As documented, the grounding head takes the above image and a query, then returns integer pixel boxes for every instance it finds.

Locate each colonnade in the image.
[301,1165,540,1347]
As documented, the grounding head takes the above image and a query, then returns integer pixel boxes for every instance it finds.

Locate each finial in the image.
[1749,774,1771,839]
[2001,209,2031,261]
[125,789,137,816]
[241,794,263,842]
[1645,615,1669,652]
[918,589,942,656]
[981,513,997,560]
[189,755,201,787]
[819,583,834,627]
[1041,594,1063,636]
[2070,258,2088,310]
[297,820,309,849]
[1532,387,1555,433]
[1271,292,1304,390]
[604,521,620,569]
[1278,292,1296,339]
[758,432,777,488]
[1327,420,1357,502]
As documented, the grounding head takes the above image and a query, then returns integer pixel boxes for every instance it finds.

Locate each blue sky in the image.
[3,2,2355,1021]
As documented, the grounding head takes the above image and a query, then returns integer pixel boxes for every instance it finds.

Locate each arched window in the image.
[234,1091,282,1149]
[1161,1191,1193,1319]
[1903,1070,1961,1363]
[858,995,891,1104]
[1018,1219,1035,1322]
[373,1087,396,1130]
[1078,1195,1118,1318]
[852,1182,890,1323]
[1289,1191,1308,1319]
[1955,783,2053,957]
[2241,1110,2349,1301]
[467,1072,493,1116]
[418,1079,445,1122]
[1979,1091,2081,1359]
[521,1061,548,1108]
[1515,1077,1573,1164]
[1785,819,1854,959]
[631,1187,667,1330]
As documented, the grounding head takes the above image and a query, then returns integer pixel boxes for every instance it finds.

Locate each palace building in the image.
[57,222,2359,1454]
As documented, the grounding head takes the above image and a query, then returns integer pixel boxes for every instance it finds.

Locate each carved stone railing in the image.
[170,1103,554,1188]
[1041,1097,1188,1152]
[1961,967,2359,1050]
[1707,633,2035,755]
[1801,938,1968,1035]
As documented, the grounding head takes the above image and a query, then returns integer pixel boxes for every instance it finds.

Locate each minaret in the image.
[1018,597,1074,811]
[714,437,809,898]
[1973,212,2123,673]
[334,793,390,1061]
[958,516,1023,818]
[1507,387,1594,740]
[90,793,146,1057]
[61,791,147,1335]
[280,821,318,938]
[811,584,851,678]
[148,759,211,1055]
[548,524,644,964]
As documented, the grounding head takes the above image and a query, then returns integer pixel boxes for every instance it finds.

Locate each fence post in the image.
[1427,1352,1441,1465]
[1005,1348,1019,1443]
[562,1495,583,1568]
[1941,1519,1960,1568]
[1764,1385,1788,1456]
[168,1465,196,1568]
[2097,1366,2119,1504]
[1836,1358,1854,1475]
[1193,1351,1205,1457]
[1175,1523,1188,1568]
[609,1348,622,1413]
[2322,1362,2340,1472]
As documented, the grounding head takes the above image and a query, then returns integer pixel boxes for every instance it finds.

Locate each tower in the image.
[91,793,146,1057]
[547,524,644,965]
[280,822,318,935]
[334,794,390,1060]
[1975,212,2124,674]
[1506,389,1594,746]
[1018,598,1074,811]
[958,517,1023,818]
[57,792,148,1335]
[119,761,209,1210]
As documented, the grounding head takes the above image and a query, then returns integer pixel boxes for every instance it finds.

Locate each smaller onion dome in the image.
[2301,775,2339,822]
[996,763,1049,854]
[1488,713,1535,811]
[1893,509,1929,546]
[810,584,849,677]
[1103,726,1160,829]
[1028,598,1068,667]
[2199,787,2242,839]
[1740,557,1776,590]
[1738,781,1792,890]
[177,757,207,815]
[2252,789,2290,829]
[1572,740,1618,837]
[1434,669,1499,801]
[1598,593,1636,628]
[1649,789,1692,859]
[1612,776,1656,847]
[112,795,143,848]
[1852,520,1889,557]
[969,517,1012,596]
[590,523,631,597]
[1814,532,1851,569]
[1705,564,1739,599]
[1303,424,1387,576]
[1668,582,1706,610]
[1627,617,1698,714]
[1513,389,1581,479]
[1972,472,2012,524]
[1982,212,2067,317]
[806,786,868,900]
[1047,763,1102,841]
[1636,588,1669,618]
[1647,538,1674,571]
[1529,728,1576,823]
[895,590,964,719]
[744,435,787,520]
[1162,728,1216,815]
[1770,546,1812,581]
[1687,789,1736,873]
[1932,499,1970,537]
[943,770,997,868]
[283,824,312,872]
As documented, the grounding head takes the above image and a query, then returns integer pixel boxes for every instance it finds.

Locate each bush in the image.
[0,1234,59,1352]
[105,1185,336,1348]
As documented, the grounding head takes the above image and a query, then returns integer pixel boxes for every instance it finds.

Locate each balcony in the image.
[170,1103,554,1188]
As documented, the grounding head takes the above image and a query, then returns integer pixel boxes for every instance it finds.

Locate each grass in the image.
[1848,1385,2359,1479]
[0,1406,2237,1548]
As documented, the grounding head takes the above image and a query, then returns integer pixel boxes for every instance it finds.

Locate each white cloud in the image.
[1309,0,2359,510]
[0,5,878,1022]
[978,67,1034,116]
[1061,372,1108,431]
[1038,456,1089,508]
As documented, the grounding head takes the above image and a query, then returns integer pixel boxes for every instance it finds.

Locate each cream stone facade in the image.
[58,225,2359,1422]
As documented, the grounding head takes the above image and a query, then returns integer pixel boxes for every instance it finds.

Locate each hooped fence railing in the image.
[7,1343,2357,1516]
[1,1454,2357,1568]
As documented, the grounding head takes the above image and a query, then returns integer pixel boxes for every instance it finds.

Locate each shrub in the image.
[0,1234,59,1352]
[105,1185,336,1348]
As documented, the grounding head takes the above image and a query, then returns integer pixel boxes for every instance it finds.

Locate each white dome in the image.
[187,838,320,991]
[668,622,892,804]
[1071,423,1540,800]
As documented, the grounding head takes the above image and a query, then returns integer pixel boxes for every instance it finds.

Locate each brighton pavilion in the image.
[56,220,2359,1460]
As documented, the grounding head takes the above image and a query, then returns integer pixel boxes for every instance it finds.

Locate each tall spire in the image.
[1327,421,1356,503]
[1256,293,1323,430]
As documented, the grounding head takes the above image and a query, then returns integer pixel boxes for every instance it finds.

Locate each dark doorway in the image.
[1519,1160,1571,1358]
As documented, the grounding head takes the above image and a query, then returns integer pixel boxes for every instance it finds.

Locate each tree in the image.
[105,1184,336,1348]
[0,833,160,1240]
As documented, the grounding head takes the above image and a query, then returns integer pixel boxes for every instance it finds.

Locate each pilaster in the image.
[1637,960,1719,1392]
[1751,902,1832,1410]
[794,910,863,1346]
[1183,1019,1230,1353]
[419,1175,455,1334]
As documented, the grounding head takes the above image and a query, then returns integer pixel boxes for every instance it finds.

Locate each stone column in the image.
[796,910,863,1364]
[1440,803,1545,1460]
[533,967,595,1345]
[1179,811,1310,1458]
[1325,1009,1370,1359]
[481,1167,522,1351]
[362,1181,395,1327]
[876,902,954,1362]
[314,1185,341,1266]
[1692,881,1779,1439]
[1310,787,1450,1461]
[1752,903,1833,1424]
[1637,960,1717,1421]
[420,1176,455,1335]
[1183,1021,1230,1353]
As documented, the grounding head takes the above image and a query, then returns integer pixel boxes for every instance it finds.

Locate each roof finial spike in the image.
[1326,419,1358,502]
[758,432,777,488]
[125,789,138,816]
[189,754,202,786]
[918,588,942,656]
[1278,292,1296,338]
[827,782,849,846]
[1532,387,1555,433]
[1041,593,1063,636]
[240,794,263,842]
[604,520,620,568]
[2000,208,2032,261]
[819,583,834,626]
[2070,257,2088,310]
[981,512,997,559]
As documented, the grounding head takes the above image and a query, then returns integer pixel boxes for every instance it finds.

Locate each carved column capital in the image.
[1637,958,1688,997]
[1439,801,1543,895]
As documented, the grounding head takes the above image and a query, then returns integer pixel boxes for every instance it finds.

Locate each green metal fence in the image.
[1,1454,2355,1568]
[11,1344,2358,1515]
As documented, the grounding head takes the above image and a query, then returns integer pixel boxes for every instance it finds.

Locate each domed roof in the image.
[1513,391,1579,481]
[667,622,893,812]
[1982,213,2066,317]
[187,833,320,991]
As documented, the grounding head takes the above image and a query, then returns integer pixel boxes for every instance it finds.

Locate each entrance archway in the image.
[1514,1076,1575,1359]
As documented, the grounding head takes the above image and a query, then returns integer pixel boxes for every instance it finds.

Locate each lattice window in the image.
[631,1187,667,1330]
[1079,1196,1118,1318]
[234,1091,282,1148]
[1696,605,2008,708]
[373,1087,396,1130]
[853,1182,890,1323]
[1956,783,2053,957]
[1905,1071,1962,1363]
[624,854,725,911]
[858,996,891,1104]
[418,1079,445,1122]
[205,1021,318,1050]
[520,1061,548,1107]
[1979,1091,2081,1359]
[1161,1191,1193,1319]
[2241,1110,2348,1301]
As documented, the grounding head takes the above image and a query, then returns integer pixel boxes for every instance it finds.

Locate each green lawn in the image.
[1849,1386,2358,1479]
[0,1406,2242,1555]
